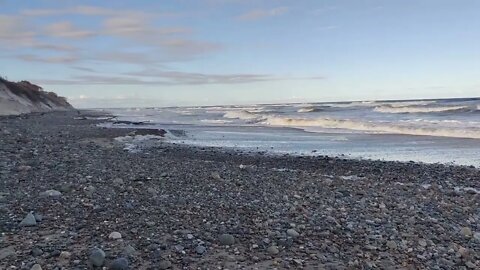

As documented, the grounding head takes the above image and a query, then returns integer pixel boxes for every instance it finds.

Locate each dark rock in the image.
[109,257,129,270]
[219,234,235,245]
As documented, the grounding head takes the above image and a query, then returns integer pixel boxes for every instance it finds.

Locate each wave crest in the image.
[374,105,471,114]
[263,116,480,139]
[223,110,261,120]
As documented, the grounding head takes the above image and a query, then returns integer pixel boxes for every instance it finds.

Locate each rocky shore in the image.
[0,111,479,269]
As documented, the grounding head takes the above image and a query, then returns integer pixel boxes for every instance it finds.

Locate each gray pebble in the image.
[195,245,206,255]
[39,189,62,197]
[30,264,42,270]
[159,259,172,269]
[219,234,235,245]
[19,212,37,227]
[109,257,129,270]
[31,247,43,256]
[267,246,279,255]
[89,247,106,267]
[287,229,300,238]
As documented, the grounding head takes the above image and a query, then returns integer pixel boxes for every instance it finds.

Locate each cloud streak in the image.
[237,7,289,21]
[34,69,324,86]
[45,21,96,39]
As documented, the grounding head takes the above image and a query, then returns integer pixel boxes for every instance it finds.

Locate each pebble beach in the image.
[0,111,479,269]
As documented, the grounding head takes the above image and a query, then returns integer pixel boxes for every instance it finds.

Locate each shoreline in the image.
[1,111,479,269]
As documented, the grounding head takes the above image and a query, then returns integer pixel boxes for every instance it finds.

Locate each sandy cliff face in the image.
[0,78,73,115]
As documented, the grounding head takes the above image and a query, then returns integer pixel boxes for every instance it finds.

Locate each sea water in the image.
[103,98,480,167]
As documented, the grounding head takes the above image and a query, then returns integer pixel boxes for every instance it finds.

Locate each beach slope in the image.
[0,111,478,269]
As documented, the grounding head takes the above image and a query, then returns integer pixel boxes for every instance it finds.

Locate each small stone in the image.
[267,246,279,255]
[159,259,172,269]
[50,250,61,257]
[85,185,96,196]
[31,264,42,270]
[293,259,303,265]
[418,239,427,247]
[187,233,194,240]
[34,213,43,222]
[465,261,476,269]
[146,221,155,226]
[219,234,235,245]
[109,231,122,240]
[89,247,106,267]
[195,245,206,255]
[460,227,473,238]
[458,246,469,258]
[174,245,184,253]
[123,245,136,257]
[113,178,124,185]
[17,165,32,172]
[58,183,73,193]
[386,241,397,250]
[287,229,300,238]
[474,232,480,241]
[211,172,222,180]
[40,190,62,197]
[32,247,43,256]
[59,251,71,260]
[0,246,15,260]
[19,212,37,227]
[109,257,129,270]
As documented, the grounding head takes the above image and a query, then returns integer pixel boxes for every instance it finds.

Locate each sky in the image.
[0,0,479,108]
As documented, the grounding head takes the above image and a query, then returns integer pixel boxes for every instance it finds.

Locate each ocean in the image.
[102,97,480,167]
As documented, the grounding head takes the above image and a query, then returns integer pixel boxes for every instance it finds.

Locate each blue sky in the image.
[1,0,479,108]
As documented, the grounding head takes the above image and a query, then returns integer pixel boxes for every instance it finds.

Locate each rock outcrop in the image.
[0,77,73,115]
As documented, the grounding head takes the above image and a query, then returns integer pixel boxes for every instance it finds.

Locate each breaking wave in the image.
[297,107,327,113]
[263,116,480,139]
[223,110,263,120]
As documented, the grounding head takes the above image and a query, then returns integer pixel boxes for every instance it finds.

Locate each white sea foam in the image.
[263,116,480,139]
[382,101,436,107]
[200,119,233,124]
[374,105,470,114]
[223,110,262,120]
[298,107,316,113]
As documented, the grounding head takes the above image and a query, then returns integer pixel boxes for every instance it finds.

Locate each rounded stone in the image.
[159,259,172,269]
[31,264,42,270]
[418,239,427,247]
[195,245,206,255]
[474,232,480,241]
[40,190,62,197]
[219,234,235,245]
[109,257,129,270]
[460,227,473,238]
[123,245,136,257]
[89,247,106,267]
[109,231,122,240]
[287,229,300,238]
[267,246,279,255]
[386,241,397,250]
[31,247,43,256]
